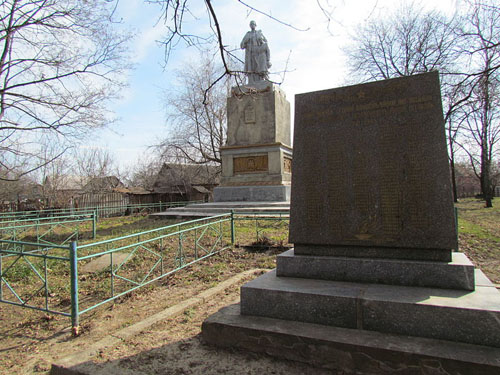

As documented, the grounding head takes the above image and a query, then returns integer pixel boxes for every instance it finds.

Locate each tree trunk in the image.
[481,150,493,208]
[450,154,458,202]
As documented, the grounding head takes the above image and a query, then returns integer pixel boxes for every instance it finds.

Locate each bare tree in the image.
[128,155,163,191]
[343,3,469,201]
[0,172,39,209]
[158,52,229,167]
[456,0,500,207]
[0,0,130,180]
[73,148,117,183]
[344,4,459,81]
[38,152,74,208]
[147,0,314,97]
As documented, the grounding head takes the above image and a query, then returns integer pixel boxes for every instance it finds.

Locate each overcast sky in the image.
[90,0,458,171]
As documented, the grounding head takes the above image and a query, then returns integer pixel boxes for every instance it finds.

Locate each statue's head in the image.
[249,20,256,30]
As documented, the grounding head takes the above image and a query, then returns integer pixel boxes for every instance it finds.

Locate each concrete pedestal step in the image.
[150,201,290,219]
[276,249,476,290]
[240,269,500,348]
[203,303,500,374]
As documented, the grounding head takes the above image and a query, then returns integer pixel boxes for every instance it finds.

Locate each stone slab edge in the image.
[50,269,268,375]
[202,303,500,374]
[240,269,500,347]
[276,249,475,290]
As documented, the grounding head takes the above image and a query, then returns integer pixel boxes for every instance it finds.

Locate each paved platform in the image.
[203,303,500,374]
[240,269,500,347]
[203,251,500,373]
[150,201,290,219]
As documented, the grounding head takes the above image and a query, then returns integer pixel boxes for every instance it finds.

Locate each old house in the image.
[152,163,220,202]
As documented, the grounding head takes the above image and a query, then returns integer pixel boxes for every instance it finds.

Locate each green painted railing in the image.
[0,240,73,320]
[233,211,290,246]
[0,211,289,335]
[72,214,232,333]
[0,213,96,245]
[0,200,204,221]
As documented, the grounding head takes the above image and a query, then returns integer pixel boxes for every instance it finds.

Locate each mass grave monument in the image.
[150,21,292,218]
[203,72,500,373]
[213,20,292,202]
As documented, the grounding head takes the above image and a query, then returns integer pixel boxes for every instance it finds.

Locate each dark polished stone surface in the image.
[289,72,457,257]
[293,244,453,261]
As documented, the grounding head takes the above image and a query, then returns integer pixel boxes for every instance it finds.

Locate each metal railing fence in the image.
[0,211,289,335]
[0,240,73,319]
[0,213,96,245]
[233,211,290,246]
[72,214,232,333]
[0,200,204,221]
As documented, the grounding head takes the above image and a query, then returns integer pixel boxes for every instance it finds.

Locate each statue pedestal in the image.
[214,84,292,202]
[230,81,273,95]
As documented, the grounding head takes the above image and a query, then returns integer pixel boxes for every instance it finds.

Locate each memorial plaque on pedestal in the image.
[289,72,457,260]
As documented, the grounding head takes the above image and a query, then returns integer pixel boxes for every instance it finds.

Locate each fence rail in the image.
[0,211,289,335]
[0,240,72,319]
[0,200,204,221]
[0,213,96,245]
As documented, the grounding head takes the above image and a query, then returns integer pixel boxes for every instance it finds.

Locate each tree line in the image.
[343,0,500,206]
[157,0,499,207]
[0,1,498,208]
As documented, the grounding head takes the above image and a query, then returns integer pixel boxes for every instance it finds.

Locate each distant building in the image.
[0,178,44,211]
[152,163,220,202]
[454,164,481,198]
[83,176,125,193]
[42,175,85,208]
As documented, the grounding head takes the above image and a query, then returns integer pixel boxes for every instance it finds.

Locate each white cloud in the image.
[107,0,460,169]
[133,23,165,63]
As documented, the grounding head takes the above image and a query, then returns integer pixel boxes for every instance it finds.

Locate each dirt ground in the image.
[68,276,334,375]
[1,199,498,375]
[456,198,500,284]
[0,246,334,375]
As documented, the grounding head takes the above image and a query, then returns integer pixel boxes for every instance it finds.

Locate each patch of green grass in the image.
[457,198,500,241]
[458,218,500,242]
[182,307,196,323]
[456,198,500,283]
[0,214,283,319]
[3,258,33,282]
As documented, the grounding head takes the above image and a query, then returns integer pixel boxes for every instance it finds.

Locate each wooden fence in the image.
[76,192,129,217]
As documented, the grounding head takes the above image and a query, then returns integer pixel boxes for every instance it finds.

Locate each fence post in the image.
[230,210,235,246]
[92,212,97,239]
[70,241,80,336]
[0,252,3,300]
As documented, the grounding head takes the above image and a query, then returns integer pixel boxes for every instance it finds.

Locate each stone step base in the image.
[276,249,475,290]
[150,201,289,219]
[185,201,290,209]
[202,303,500,374]
[240,270,500,347]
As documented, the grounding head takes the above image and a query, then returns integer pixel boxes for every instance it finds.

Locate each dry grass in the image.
[0,200,498,374]
[456,197,500,283]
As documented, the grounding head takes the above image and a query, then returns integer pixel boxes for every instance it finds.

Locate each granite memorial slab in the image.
[202,71,500,374]
[290,71,457,261]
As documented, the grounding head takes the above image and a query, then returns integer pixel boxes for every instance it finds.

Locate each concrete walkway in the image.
[150,201,290,219]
